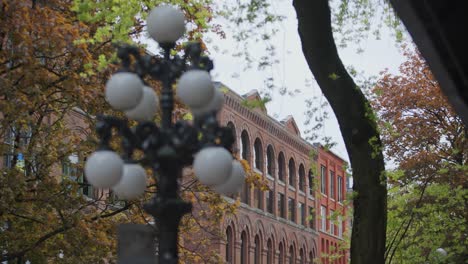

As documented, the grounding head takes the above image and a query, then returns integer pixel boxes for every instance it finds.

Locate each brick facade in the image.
[214,83,350,264]
[316,146,349,264]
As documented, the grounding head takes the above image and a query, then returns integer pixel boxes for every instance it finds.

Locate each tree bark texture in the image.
[292,1,387,263]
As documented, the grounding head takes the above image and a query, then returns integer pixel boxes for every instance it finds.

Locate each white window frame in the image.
[337,176,343,201]
[320,165,326,194]
[330,171,335,199]
[330,210,335,235]
[320,205,326,231]
[3,126,31,171]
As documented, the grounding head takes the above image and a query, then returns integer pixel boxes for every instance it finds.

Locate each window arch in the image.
[279,242,285,264]
[308,169,314,196]
[226,122,237,155]
[267,239,273,264]
[266,145,275,176]
[225,227,233,263]
[278,152,286,182]
[241,130,250,162]
[299,164,306,192]
[241,231,248,264]
[289,245,295,264]
[299,248,305,264]
[288,158,296,187]
[254,235,261,264]
[254,138,263,172]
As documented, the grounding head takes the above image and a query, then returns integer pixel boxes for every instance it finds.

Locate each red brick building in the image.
[316,145,349,264]
[215,82,350,264]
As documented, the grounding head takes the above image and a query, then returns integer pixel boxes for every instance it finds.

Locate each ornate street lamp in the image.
[83,5,245,264]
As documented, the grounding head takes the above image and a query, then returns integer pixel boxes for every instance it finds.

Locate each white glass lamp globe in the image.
[125,86,159,121]
[177,69,214,108]
[147,5,185,43]
[85,150,123,188]
[191,87,224,117]
[213,160,245,195]
[436,248,447,256]
[112,163,147,200]
[105,72,144,111]
[193,147,233,186]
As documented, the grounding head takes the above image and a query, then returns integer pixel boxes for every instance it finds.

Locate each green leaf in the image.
[328,73,340,80]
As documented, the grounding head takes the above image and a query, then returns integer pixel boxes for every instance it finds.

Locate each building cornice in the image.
[222,86,315,156]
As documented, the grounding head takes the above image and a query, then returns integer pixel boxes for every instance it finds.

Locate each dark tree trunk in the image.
[292,1,387,263]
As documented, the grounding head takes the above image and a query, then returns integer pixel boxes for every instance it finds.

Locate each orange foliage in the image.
[0,0,231,263]
[373,47,467,187]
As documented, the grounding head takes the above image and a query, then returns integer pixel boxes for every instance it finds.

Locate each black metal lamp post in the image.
[83,5,245,264]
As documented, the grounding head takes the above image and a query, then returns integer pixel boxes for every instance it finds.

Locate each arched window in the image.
[278,152,285,182]
[299,248,305,264]
[254,138,263,172]
[226,122,237,155]
[267,239,273,264]
[308,169,314,196]
[288,158,296,188]
[241,231,248,264]
[289,246,295,264]
[241,130,250,162]
[254,235,261,264]
[299,164,306,192]
[279,242,285,264]
[309,251,314,264]
[325,240,329,264]
[241,183,250,205]
[226,227,233,263]
[266,145,275,176]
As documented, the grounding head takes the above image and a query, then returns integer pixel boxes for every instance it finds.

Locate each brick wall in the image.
[211,84,350,264]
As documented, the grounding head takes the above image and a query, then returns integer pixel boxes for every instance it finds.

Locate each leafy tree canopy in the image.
[374,48,467,263]
[0,0,242,263]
